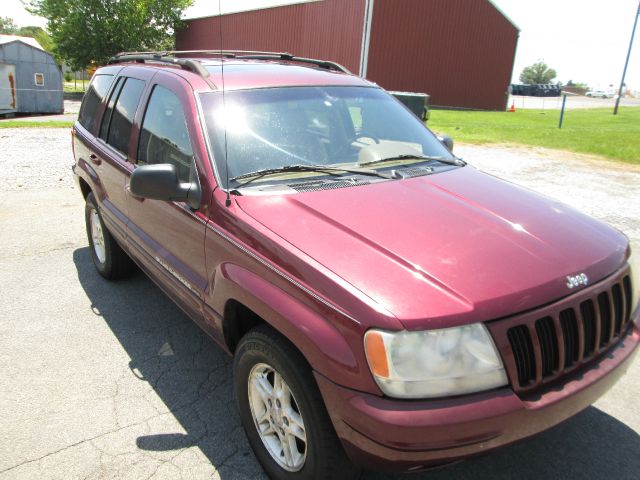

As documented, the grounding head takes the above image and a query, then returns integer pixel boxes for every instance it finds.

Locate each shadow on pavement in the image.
[73,247,640,480]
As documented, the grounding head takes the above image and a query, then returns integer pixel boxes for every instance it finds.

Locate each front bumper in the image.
[315,322,639,473]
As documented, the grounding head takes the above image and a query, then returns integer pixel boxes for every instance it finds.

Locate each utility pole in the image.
[614,1,640,115]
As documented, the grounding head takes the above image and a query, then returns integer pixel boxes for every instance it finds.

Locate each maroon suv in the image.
[72,51,640,479]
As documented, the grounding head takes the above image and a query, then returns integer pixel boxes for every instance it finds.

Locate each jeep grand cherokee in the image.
[72,51,640,479]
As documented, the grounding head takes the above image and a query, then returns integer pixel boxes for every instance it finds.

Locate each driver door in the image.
[125,73,209,319]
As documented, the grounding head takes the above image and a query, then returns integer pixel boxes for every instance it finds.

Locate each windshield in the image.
[199,86,455,189]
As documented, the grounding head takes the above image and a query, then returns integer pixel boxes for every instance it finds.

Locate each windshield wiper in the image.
[229,164,392,187]
[359,154,466,167]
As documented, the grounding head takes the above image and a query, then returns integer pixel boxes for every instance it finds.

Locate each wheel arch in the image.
[78,176,92,199]
[212,263,377,393]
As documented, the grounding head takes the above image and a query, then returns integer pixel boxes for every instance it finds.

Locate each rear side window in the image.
[99,77,125,141]
[101,78,145,155]
[78,74,114,133]
[137,85,193,182]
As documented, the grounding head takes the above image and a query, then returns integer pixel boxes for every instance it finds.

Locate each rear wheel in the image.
[234,325,360,480]
[85,192,133,280]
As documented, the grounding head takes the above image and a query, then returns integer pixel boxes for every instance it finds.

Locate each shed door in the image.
[0,64,17,110]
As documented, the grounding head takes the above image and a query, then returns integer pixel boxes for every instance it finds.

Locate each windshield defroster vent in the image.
[288,179,370,193]
[399,166,434,178]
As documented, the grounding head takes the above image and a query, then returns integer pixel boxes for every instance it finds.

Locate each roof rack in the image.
[107,53,211,78]
[235,53,351,74]
[108,50,352,76]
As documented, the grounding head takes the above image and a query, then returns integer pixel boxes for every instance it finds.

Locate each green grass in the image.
[0,120,73,128]
[428,107,640,164]
[63,80,90,93]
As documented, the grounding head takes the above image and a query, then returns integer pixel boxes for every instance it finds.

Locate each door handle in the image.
[89,153,101,165]
[125,185,145,202]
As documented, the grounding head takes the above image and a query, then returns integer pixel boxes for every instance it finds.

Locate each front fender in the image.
[211,262,380,394]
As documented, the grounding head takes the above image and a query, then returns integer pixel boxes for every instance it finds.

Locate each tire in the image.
[234,325,360,480]
[85,192,134,280]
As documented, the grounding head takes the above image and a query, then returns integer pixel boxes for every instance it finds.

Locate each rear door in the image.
[125,70,210,319]
[91,67,153,240]
[73,70,120,234]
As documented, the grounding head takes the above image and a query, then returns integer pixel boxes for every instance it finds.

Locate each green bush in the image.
[64,72,73,82]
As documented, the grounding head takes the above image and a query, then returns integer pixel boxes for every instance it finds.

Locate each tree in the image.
[519,61,557,85]
[17,26,55,52]
[0,16,19,34]
[566,80,588,89]
[24,0,193,71]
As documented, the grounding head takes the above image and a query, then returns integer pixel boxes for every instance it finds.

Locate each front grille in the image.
[560,308,579,368]
[535,316,558,376]
[507,325,535,385]
[597,292,612,347]
[489,270,633,393]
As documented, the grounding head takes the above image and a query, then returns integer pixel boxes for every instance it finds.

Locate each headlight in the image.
[629,241,640,321]
[364,323,508,399]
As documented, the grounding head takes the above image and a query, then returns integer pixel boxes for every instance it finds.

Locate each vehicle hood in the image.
[236,167,628,329]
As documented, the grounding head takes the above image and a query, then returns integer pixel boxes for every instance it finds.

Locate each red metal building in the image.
[176,0,519,110]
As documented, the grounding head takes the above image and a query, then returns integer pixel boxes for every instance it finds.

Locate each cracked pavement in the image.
[0,129,638,479]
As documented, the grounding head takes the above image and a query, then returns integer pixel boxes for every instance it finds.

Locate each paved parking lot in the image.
[0,128,639,479]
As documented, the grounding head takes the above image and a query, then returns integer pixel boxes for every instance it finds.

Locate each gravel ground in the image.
[0,128,638,480]
[0,128,75,191]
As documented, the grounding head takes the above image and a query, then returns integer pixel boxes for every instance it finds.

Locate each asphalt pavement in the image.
[0,129,638,479]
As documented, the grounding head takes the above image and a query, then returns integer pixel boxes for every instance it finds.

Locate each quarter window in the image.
[78,74,114,133]
[138,85,193,183]
[103,78,145,155]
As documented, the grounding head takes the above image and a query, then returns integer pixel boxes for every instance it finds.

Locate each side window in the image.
[104,78,145,155]
[99,77,124,141]
[78,74,114,133]
[137,85,194,183]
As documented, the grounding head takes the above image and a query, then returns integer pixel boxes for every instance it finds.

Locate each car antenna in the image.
[218,0,231,207]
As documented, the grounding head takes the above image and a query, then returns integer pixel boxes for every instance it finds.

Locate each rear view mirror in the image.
[439,135,454,152]
[130,164,201,209]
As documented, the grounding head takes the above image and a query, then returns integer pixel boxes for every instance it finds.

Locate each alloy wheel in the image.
[89,208,106,264]
[248,363,307,471]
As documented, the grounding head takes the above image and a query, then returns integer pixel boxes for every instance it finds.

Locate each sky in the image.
[3,0,639,90]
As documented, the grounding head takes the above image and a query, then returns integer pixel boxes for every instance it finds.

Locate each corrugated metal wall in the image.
[0,42,64,114]
[367,0,518,110]
[176,0,518,110]
[176,0,365,75]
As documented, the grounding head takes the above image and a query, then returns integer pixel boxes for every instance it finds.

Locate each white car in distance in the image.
[586,89,615,98]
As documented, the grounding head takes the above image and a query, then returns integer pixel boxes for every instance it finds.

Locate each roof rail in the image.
[108,50,352,75]
[107,53,211,78]
[235,53,351,74]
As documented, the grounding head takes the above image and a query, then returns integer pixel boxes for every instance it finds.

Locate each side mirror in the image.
[439,135,454,152]
[130,164,201,210]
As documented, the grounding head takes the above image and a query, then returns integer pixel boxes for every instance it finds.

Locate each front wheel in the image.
[234,325,359,480]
